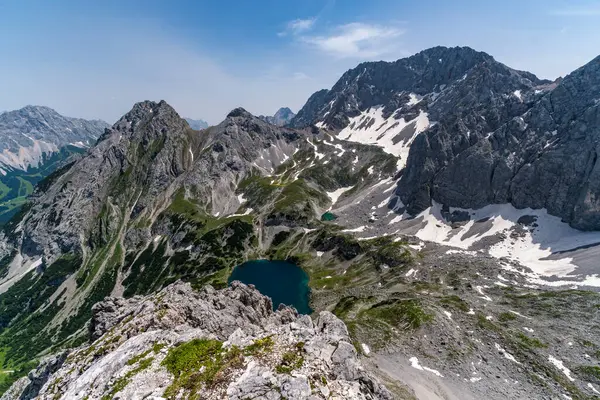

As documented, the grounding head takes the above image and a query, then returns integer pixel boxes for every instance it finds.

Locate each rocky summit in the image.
[2,281,390,400]
[1,46,600,400]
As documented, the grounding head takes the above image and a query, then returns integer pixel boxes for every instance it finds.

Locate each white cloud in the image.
[301,22,405,59]
[550,6,600,16]
[278,17,316,36]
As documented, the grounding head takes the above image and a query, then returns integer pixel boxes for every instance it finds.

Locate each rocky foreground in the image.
[2,281,392,400]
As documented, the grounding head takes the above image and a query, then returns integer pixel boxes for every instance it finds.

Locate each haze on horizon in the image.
[1,0,600,124]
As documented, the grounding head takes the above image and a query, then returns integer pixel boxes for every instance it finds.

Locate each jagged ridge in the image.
[2,281,392,399]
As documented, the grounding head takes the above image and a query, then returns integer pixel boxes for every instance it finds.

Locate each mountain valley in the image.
[0,46,599,399]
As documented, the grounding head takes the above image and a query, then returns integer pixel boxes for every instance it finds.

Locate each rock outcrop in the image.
[2,281,391,400]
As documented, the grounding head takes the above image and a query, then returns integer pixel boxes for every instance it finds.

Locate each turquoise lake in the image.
[228,260,312,314]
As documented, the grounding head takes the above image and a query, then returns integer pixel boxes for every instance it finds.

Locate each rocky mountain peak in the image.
[18,105,59,116]
[290,46,547,130]
[227,107,254,119]
[258,107,296,126]
[274,107,294,118]
[107,100,189,145]
[115,100,179,127]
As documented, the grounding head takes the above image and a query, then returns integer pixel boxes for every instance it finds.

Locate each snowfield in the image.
[385,202,600,287]
[336,102,429,169]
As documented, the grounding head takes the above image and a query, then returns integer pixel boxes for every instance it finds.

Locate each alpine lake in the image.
[228,259,312,314]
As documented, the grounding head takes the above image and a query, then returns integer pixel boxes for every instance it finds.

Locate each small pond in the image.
[228,259,312,314]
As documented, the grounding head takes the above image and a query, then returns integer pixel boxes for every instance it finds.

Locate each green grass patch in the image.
[243,336,274,356]
[476,313,501,332]
[440,295,470,312]
[271,179,329,218]
[162,339,244,397]
[515,332,547,349]
[0,181,10,202]
[276,342,305,374]
[498,312,518,322]
[575,365,600,381]
[363,299,433,330]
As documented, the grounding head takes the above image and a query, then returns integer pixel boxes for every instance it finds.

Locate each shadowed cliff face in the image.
[398,55,600,230]
[292,46,600,230]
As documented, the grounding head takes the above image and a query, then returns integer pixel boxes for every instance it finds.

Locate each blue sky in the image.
[1,0,600,124]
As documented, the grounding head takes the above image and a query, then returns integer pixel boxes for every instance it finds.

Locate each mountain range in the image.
[0,106,108,224]
[1,47,600,399]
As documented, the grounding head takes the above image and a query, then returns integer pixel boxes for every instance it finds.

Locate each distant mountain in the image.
[0,106,108,171]
[184,117,209,130]
[0,106,108,224]
[259,107,296,126]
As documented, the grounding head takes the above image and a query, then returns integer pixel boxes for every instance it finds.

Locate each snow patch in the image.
[377,198,390,208]
[326,186,354,208]
[361,343,371,355]
[509,310,531,319]
[408,243,424,251]
[407,93,422,106]
[389,202,600,287]
[513,90,523,102]
[548,355,574,381]
[495,343,520,364]
[476,286,493,302]
[342,226,366,233]
[405,268,417,277]
[409,357,443,377]
[337,106,429,169]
